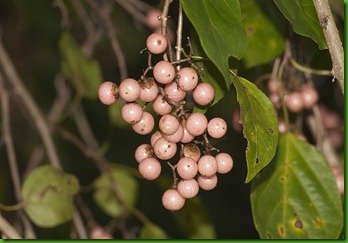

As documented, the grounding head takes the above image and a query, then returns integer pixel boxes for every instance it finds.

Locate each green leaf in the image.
[273,0,327,49]
[240,0,285,68]
[138,223,169,239]
[182,0,248,88]
[250,133,343,239]
[21,165,79,228]
[190,30,227,113]
[230,71,279,183]
[59,31,103,99]
[174,197,216,239]
[93,165,138,217]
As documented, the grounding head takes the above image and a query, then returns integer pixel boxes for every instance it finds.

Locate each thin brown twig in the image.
[52,0,70,28]
[0,214,22,239]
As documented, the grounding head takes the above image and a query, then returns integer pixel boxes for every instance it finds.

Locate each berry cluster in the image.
[98,30,234,211]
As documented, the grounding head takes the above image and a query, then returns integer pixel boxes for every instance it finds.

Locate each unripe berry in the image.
[152,94,172,115]
[139,78,158,102]
[138,157,161,180]
[132,111,155,135]
[186,112,208,136]
[135,144,154,163]
[193,82,215,106]
[285,92,304,113]
[153,61,176,84]
[215,152,233,174]
[98,81,119,105]
[177,179,199,199]
[301,85,319,109]
[159,114,180,135]
[207,117,227,138]
[183,143,201,161]
[146,33,168,54]
[177,67,199,91]
[162,188,185,211]
[164,81,186,103]
[121,102,143,124]
[197,174,218,191]
[153,137,177,160]
[176,157,198,180]
[198,155,217,177]
[119,78,140,102]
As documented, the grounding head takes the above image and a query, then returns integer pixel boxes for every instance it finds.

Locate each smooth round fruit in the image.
[152,94,172,115]
[162,124,184,143]
[135,144,154,163]
[267,78,278,93]
[159,114,180,135]
[162,188,185,211]
[197,174,218,191]
[150,130,162,147]
[180,125,195,143]
[176,157,198,180]
[138,157,161,180]
[132,111,155,135]
[198,155,217,177]
[153,61,176,84]
[285,92,304,113]
[119,78,140,102]
[232,109,243,132]
[301,85,319,109]
[186,112,208,136]
[177,179,199,199]
[269,93,281,109]
[177,67,199,91]
[192,82,215,106]
[121,102,143,124]
[207,117,227,138]
[146,8,162,29]
[215,152,233,174]
[146,32,168,54]
[183,143,201,161]
[164,81,186,102]
[153,137,177,160]
[89,226,113,239]
[98,81,119,105]
[139,78,159,102]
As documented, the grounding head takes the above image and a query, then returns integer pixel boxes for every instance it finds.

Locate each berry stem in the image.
[167,161,179,188]
[290,58,332,76]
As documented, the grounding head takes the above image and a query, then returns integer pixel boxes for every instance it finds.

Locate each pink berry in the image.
[186,112,208,136]
[119,78,140,102]
[193,82,215,106]
[150,131,162,147]
[207,117,227,138]
[177,67,199,91]
[89,226,113,239]
[159,114,180,135]
[232,109,243,133]
[121,102,143,124]
[98,81,119,105]
[138,157,161,180]
[132,111,155,135]
[269,93,281,109]
[301,85,319,109]
[162,188,185,211]
[198,155,217,177]
[285,92,304,113]
[197,174,218,191]
[164,81,186,103]
[153,137,177,160]
[215,153,233,174]
[139,78,159,102]
[152,94,172,115]
[177,179,199,199]
[267,78,278,93]
[162,124,184,143]
[176,157,198,180]
[135,144,154,163]
[153,61,176,84]
[183,143,201,161]
[146,9,162,29]
[180,125,195,143]
[146,33,168,54]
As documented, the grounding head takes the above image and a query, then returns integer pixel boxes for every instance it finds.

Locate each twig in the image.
[175,0,183,67]
[313,0,344,94]
[0,214,22,239]
[52,0,70,28]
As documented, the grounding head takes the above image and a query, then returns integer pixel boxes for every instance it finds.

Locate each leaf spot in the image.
[294,219,303,230]
[278,224,285,236]
[314,217,324,228]
[266,232,272,239]
[269,128,274,134]
[255,157,259,164]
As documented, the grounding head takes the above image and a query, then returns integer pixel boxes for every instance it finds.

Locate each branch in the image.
[0,214,22,239]
[313,0,344,94]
